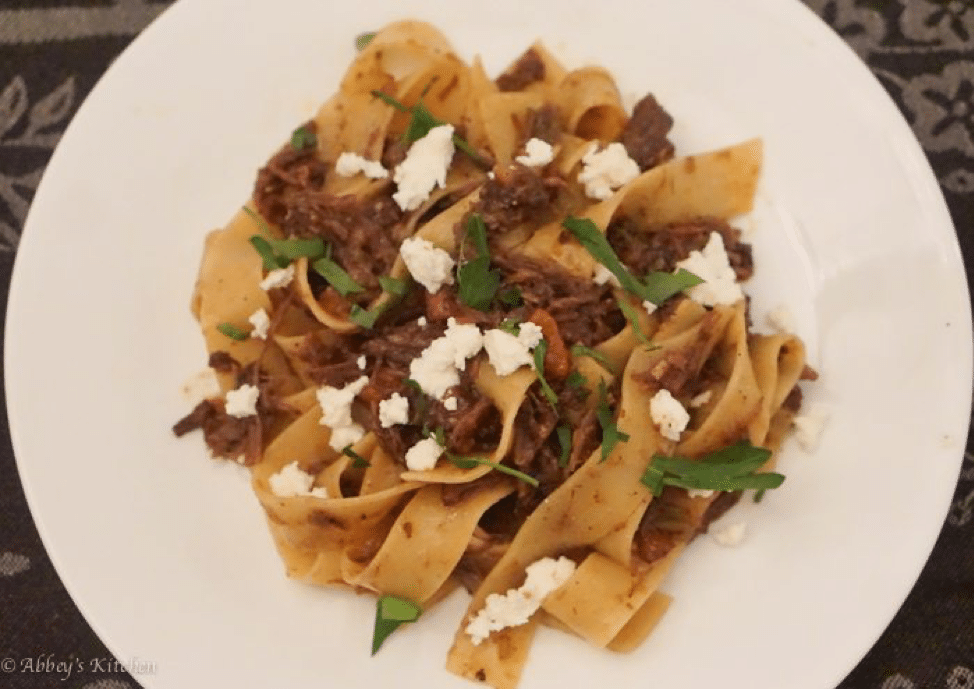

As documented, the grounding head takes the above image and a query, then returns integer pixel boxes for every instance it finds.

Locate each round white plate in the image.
[6,0,970,688]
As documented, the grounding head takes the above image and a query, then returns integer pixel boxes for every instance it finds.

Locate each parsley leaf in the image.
[642,269,703,305]
[456,214,501,311]
[372,595,422,655]
[217,323,249,341]
[596,380,629,461]
[370,89,484,162]
[639,441,784,497]
[497,286,524,308]
[562,216,701,306]
[616,296,653,346]
[343,446,370,468]
[570,344,610,367]
[556,425,572,468]
[355,31,376,51]
[565,370,587,388]
[447,454,539,487]
[349,303,387,329]
[312,256,365,296]
[249,235,289,271]
[753,489,767,503]
[532,340,559,408]
[290,125,317,151]
[378,275,410,297]
[267,237,325,261]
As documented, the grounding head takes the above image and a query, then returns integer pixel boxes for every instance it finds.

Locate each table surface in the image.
[1,1,972,688]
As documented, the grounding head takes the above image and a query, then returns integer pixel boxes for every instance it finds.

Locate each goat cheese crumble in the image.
[649,388,690,441]
[711,521,748,547]
[593,264,621,287]
[577,142,640,200]
[408,318,484,399]
[675,232,744,307]
[225,384,259,418]
[268,460,328,498]
[316,376,369,451]
[378,392,410,428]
[399,236,456,294]
[248,307,270,339]
[334,151,389,179]
[793,402,830,451]
[259,264,295,291]
[465,556,576,645]
[405,437,443,471]
[392,124,455,211]
[515,138,555,167]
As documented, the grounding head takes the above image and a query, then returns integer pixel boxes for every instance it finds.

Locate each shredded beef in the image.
[522,104,564,146]
[361,318,445,372]
[172,400,253,461]
[634,487,694,565]
[473,164,558,235]
[295,333,363,387]
[619,94,675,171]
[510,388,559,469]
[495,252,625,347]
[783,385,803,414]
[496,48,545,92]
[607,216,754,282]
[208,351,239,374]
[698,491,742,534]
[253,129,404,293]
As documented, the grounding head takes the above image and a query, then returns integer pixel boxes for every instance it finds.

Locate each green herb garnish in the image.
[217,322,249,341]
[753,489,767,503]
[349,303,387,329]
[249,235,289,271]
[378,275,410,297]
[570,344,610,367]
[556,425,572,468]
[372,595,422,655]
[343,446,370,469]
[497,286,524,308]
[355,31,377,51]
[639,441,784,497]
[290,125,317,151]
[532,339,558,408]
[456,214,501,311]
[565,370,587,389]
[596,380,629,461]
[498,318,521,335]
[616,296,652,346]
[369,89,482,161]
[312,256,365,296]
[562,216,701,306]
[448,454,539,487]
[268,237,325,260]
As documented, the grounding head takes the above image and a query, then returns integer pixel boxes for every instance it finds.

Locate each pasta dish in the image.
[174,20,817,689]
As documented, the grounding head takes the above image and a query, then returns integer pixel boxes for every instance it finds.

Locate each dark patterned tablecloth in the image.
[0,1,972,688]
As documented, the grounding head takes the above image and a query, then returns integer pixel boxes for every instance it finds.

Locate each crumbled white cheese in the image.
[417,316,428,327]
[643,300,658,316]
[766,304,796,333]
[793,402,830,451]
[593,264,621,288]
[712,521,747,547]
[408,318,483,399]
[225,384,260,418]
[675,232,744,306]
[248,307,271,339]
[483,329,533,376]
[649,388,690,441]
[357,355,367,370]
[689,390,713,408]
[517,321,544,349]
[378,392,410,428]
[404,437,443,471]
[316,376,369,451]
[399,236,456,293]
[688,489,715,499]
[392,124,455,211]
[181,368,221,406]
[334,151,389,179]
[443,396,458,411]
[577,142,640,200]
[268,460,328,499]
[259,264,295,291]
[515,138,555,167]
[465,556,576,646]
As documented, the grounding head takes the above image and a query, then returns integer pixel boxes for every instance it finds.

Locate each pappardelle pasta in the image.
[174,20,817,689]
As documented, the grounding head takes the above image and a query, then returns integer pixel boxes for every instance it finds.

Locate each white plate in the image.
[6,0,971,687]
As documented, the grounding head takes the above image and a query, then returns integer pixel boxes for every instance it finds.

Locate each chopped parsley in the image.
[369,89,483,161]
[343,446,370,469]
[596,380,629,461]
[372,595,422,655]
[497,318,521,335]
[556,425,572,468]
[562,216,701,306]
[615,296,653,346]
[216,322,249,341]
[378,275,410,297]
[430,426,538,487]
[532,339,559,408]
[570,344,610,367]
[456,214,501,311]
[355,31,377,51]
[312,256,365,296]
[290,125,317,151]
[639,440,784,496]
